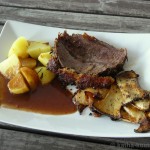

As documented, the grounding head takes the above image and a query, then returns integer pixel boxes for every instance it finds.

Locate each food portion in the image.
[72,71,150,133]
[7,73,30,94]
[0,37,55,95]
[28,41,51,59]
[8,37,29,58]
[0,54,21,79]
[20,58,37,69]
[20,67,39,91]
[35,66,55,85]
[0,32,150,133]
[48,31,127,76]
[116,71,148,104]
[47,31,150,133]
[93,84,124,119]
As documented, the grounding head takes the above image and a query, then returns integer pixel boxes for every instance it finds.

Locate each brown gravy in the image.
[0,74,77,115]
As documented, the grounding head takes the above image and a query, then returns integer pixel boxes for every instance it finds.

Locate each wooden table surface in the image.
[0,0,150,149]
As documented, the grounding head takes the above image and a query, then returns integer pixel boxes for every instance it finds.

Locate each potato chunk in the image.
[35,66,55,85]
[28,42,51,59]
[7,73,29,94]
[20,67,39,91]
[121,104,146,123]
[8,37,29,58]
[93,84,124,119]
[116,71,148,104]
[20,58,37,69]
[0,54,21,79]
[38,52,52,66]
[133,98,150,111]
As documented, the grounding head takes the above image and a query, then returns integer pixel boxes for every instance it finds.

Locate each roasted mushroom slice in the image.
[122,104,146,124]
[135,119,150,133]
[121,106,150,133]
[92,84,124,119]
[73,88,109,114]
[116,70,148,105]
[133,98,150,111]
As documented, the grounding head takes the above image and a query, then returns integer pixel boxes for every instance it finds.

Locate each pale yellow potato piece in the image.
[20,67,39,91]
[20,58,37,69]
[0,54,21,79]
[38,52,51,66]
[35,66,55,85]
[7,73,29,94]
[28,42,51,59]
[8,37,29,58]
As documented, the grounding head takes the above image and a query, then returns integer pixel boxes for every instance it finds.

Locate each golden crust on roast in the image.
[76,74,114,89]
[56,67,115,89]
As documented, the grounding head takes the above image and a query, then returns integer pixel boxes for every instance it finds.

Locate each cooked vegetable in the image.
[116,71,148,104]
[20,67,39,91]
[73,88,109,106]
[133,98,150,111]
[135,119,150,133]
[38,52,52,66]
[28,42,51,59]
[8,37,29,58]
[93,84,124,119]
[20,57,37,69]
[0,54,21,79]
[73,87,109,114]
[122,104,146,123]
[35,66,55,85]
[7,73,29,94]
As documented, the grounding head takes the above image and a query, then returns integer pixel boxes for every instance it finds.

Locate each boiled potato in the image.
[0,54,21,79]
[20,58,37,69]
[20,67,39,91]
[38,52,51,66]
[35,66,55,85]
[28,42,51,59]
[8,37,29,58]
[7,73,29,94]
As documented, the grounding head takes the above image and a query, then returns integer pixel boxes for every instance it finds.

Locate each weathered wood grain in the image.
[0,128,135,150]
[0,122,149,149]
[0,6,150,33]
[0,0,150,18]
[0,25,3,32]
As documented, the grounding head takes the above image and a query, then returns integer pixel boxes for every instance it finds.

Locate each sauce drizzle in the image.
[0,74,77,115]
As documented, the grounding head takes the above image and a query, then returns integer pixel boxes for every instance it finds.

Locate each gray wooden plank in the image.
[0,122,149,149]
[0,128,134,150]
[0,6,150,33]
[0,0,150,18]
[0,25,3,32]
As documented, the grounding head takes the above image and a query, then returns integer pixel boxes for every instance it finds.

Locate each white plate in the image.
[0,20,150,137]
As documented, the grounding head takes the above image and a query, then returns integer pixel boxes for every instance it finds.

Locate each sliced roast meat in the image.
[51,31,127,76]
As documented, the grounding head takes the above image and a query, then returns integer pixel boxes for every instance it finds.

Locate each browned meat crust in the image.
[76,74,114,89]
[56,67,114,89]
